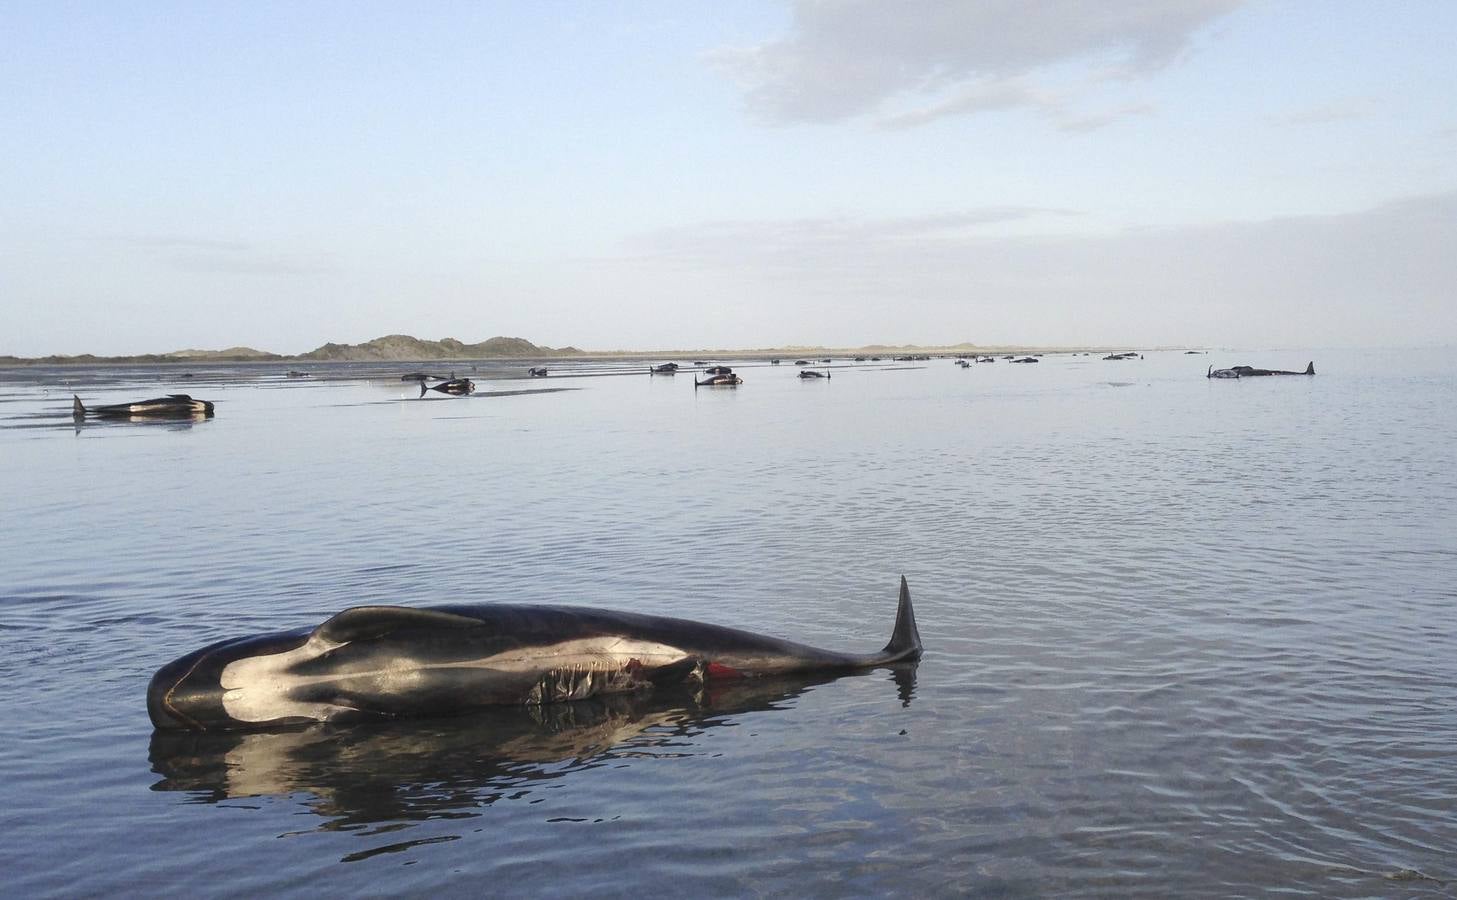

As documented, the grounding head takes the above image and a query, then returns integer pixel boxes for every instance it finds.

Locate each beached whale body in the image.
[73,394,214,419]
[1208,362,1314,378]
[148,578,923,732]
[419,378,475,397]
[1231,362,1314,376]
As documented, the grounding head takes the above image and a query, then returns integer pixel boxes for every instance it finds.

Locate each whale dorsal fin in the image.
[316,606,483,643]
[881,576,923,660]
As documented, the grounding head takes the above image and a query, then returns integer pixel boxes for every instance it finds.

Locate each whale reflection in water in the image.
[149,668,916,842]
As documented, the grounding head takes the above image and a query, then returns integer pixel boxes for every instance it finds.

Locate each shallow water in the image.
[2,350,1454,897]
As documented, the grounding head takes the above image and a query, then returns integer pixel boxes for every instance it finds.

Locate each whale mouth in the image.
[147,630,311,731]
[147,650,212,731]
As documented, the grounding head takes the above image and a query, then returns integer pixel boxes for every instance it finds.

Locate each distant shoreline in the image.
[0,346,1162,367]
[0,333,1176,367]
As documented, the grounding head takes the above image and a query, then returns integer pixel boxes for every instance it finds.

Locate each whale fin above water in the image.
[881,575,923,661]
[316,606,485,643]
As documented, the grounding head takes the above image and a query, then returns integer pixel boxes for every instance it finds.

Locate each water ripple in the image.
[3,350,1456,897]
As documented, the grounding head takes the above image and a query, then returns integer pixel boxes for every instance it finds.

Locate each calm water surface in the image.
[2,350,1454,897]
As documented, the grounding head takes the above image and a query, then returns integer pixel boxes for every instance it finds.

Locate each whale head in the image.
[147,606,496,731]
[147,628,314,731]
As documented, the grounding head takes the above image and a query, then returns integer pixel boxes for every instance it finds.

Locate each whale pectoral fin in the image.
[316,606,484,643]
[647,656,705,685]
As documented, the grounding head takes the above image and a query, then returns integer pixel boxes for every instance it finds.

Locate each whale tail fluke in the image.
[1305,361,1315,375]
[882,576,923,661]
[73,395,85,419]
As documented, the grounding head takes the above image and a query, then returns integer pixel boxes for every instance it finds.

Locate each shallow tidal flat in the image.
[2,348,1454,897]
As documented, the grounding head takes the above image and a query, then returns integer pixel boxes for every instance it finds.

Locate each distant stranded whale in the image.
[419,377,475,397]
[73,394,214,419]
[147,578,923,732]
[1208,362,1315,378]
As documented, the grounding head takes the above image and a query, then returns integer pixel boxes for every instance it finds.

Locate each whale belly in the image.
[220,636,693,724]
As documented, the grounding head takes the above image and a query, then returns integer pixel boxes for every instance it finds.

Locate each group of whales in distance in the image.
[64,354,1320,425]
[147,577,924,732]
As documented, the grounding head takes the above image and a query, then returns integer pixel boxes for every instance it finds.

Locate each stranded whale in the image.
[419,377,475,397]
[148,578,923,732]
[1208,362,1315,378]
[73,394,214,420]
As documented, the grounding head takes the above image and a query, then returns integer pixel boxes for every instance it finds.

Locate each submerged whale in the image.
[147,578,923,732]
[73,394,214,420]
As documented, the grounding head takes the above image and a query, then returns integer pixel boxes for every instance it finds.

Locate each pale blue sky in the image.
[3,1,1454,355]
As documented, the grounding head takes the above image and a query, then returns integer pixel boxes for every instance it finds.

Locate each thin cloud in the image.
[630,207,1082,264]
[618,192,1457,346]
[1271,97,1380,126]
[877,79,1153,132]
[170,252,335,276]
[1055,102,1155,133]
[876,77,1058,129]
[98,234,252,253]
[97,234,336,276]
[712,0,1246,126]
